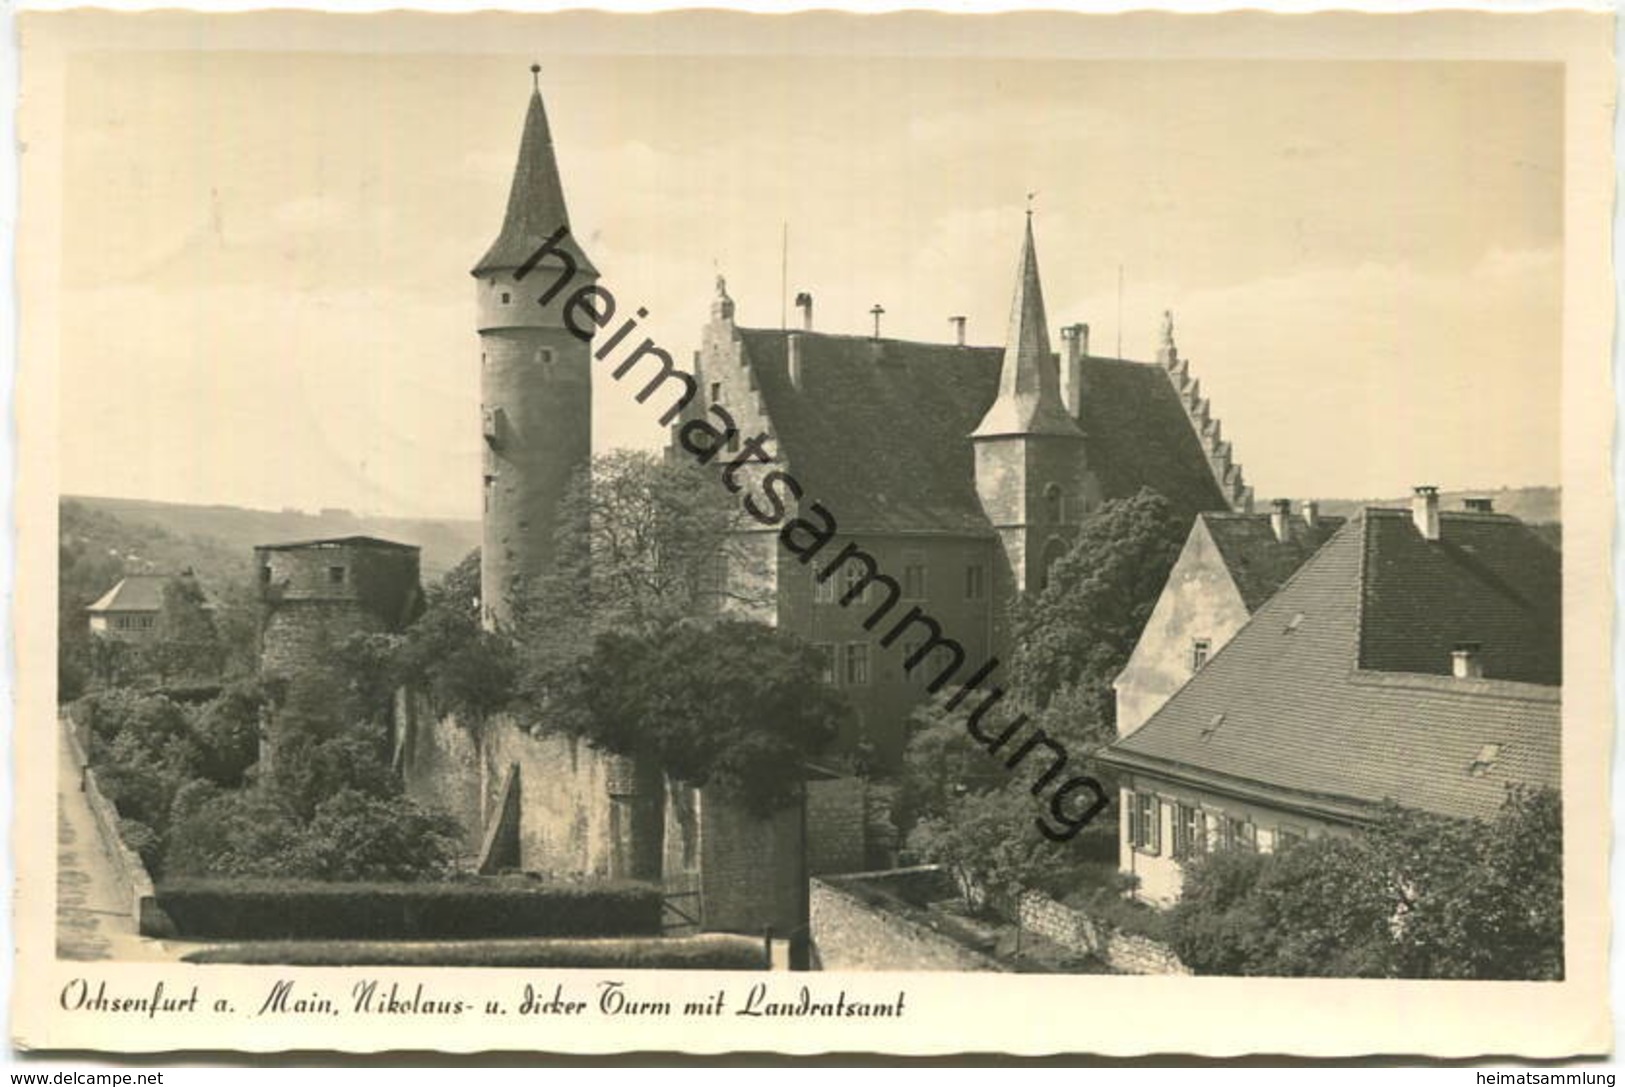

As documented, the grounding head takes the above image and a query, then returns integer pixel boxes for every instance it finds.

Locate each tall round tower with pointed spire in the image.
[472,66,598,629]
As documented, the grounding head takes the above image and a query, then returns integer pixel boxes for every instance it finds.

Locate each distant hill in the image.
[65,495,481,580]
[1295,486,1560,526]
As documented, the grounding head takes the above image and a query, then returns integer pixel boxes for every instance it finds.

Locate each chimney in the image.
[1059,323,1088,417]
[1412,485,1441,541]
[1301,500,1320,529]
[949,315,967,347]
[1463,497,1494,513]
[1270,498,1292,543]
[1451,642,1484,679]
[788,332,804,391]
[795,292,814,331]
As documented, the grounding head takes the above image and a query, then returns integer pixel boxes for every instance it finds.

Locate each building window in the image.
[500,291,511,304]
[1128,792,1161,855]
[1220,815,1257,853]
[138,615,155,631]
[1276,825,1306,852]
[1174,804,1206,860]
[710,381,722,405]
[1191,638,1211,671]
[259,565,272,585]
[965,563,986,601]
[706,551,730,598]
[813,569,836,604]
[902,555,927,600]
[843,643,870,686]
[1044,482,1064,523]
[811,643,835,686]
[841,562,871,605]
[328,566,346,585]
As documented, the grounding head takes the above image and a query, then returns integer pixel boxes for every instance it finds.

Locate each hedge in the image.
[182,934,767,970]
[157,878,662,940]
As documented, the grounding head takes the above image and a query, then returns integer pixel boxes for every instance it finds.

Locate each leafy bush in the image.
[182,933,767,969]
[156,878,664,940]
[164,788,458,883]
[1167,788,1563,980]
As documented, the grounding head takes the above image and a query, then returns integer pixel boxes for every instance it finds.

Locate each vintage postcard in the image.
[10,8,1616,1058]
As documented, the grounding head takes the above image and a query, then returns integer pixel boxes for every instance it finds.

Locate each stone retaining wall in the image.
[809,870,1004,972]
[62,718,173,937]
[1016,890,1186,975]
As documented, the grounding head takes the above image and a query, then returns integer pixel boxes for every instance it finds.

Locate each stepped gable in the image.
[732,327,1232,534]
[1159,312,1252,512]
[1100,511,1561,823]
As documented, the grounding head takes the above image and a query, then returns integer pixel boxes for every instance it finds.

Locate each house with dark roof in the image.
[86,572,208,642]
[681,217,1252,771]
[1096,488,1562,906]
[1114,499,1345,738]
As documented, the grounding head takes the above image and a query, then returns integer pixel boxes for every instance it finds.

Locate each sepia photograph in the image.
[10,7,1615,1059]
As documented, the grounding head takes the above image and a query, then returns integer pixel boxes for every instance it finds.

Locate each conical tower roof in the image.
[970,215,1082,439]
[472,68,597,278]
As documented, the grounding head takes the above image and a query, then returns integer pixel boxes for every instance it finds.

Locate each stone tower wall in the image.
[477,273,595,629]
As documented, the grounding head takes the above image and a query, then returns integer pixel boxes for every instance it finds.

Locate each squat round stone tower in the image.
[472,65,598,630]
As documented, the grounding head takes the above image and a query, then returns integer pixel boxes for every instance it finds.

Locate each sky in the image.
[56,50,1562,519]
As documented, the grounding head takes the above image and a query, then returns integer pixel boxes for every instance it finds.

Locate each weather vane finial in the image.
[1026,191,1038,218]
[530,63,541,91]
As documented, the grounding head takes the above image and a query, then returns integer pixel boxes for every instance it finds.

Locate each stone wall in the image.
[810,874,1004,972]
[806,775,866,875]
[697,791,803,937]
[1015,890,1187,976]
[61,717,172,937]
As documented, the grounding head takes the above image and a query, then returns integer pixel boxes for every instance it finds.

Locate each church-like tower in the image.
[472,66,598,629]
[971,214,1095,598]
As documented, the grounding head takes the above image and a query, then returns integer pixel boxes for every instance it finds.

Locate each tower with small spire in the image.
[472,65,597,629]
[971,214,1096,599]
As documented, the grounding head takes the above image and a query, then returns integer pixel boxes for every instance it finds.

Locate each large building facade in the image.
[682,225,1255,771]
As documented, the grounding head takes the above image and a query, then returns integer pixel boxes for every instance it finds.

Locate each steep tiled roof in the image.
[736,329,1231,534]
[1100,510,1561,822]
[256,535,420,553]
[1359,508,1561,684]
[86,574,170,613]
[1204,512,1346,611]
[472,84,595,278]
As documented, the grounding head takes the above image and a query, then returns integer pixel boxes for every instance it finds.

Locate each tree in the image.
[1168,788,1564,980]
[1008,488,1187,734]
[395,551,519,722]
[138,574,226,685]
[549,620,850,816]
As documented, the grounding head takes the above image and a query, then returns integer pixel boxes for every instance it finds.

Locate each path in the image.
[55,720,137,961]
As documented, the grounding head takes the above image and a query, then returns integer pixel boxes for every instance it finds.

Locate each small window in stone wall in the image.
[328,566,346,585]
[259,565,272,585]
[902,554,927,600]
[965,563,986,600]
[813,569,836,604]
[811,643,835,685]
[844,643,870,686]
[1043,482,1064,523]
[501,291,511,304]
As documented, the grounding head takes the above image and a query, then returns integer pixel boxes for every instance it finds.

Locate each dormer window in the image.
[1468,743,1502,778]
[1191,638,1211,671]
